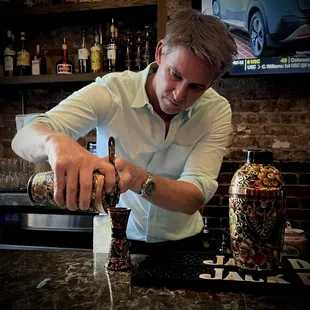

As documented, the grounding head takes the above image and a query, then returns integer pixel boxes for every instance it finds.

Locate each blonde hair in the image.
[162,8,238,80]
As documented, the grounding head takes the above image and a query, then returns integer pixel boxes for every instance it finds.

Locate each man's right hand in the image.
[45,133,116,211]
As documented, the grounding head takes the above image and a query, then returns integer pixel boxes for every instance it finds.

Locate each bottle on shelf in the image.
[107,18,117,72]
[11,33,15,49]
[98,24,106,70]
[16,31,30,76]
[90,31,103,73]
[143,26,151,68]
[134,31,142,71]
[201,217,210,249]
[124,31,133,71]
[31,44,47,75]
[3,30,16,76]
[23,0,34,8]
[115,27,124,71]
[12,33,17,76]
[56,36,73,75]
[78,29,90,73]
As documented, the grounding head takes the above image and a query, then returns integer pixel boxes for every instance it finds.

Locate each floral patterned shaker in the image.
[27,170,108,213]
[105,207,133,271]
[229,150,285,271]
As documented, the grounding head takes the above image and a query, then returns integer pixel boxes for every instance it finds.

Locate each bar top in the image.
[0,249,309,310]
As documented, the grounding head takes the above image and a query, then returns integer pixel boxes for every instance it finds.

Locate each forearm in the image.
[11,122,56,163]
[134,167,203,215]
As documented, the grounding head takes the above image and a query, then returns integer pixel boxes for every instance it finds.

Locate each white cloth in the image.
[31,62,232,242]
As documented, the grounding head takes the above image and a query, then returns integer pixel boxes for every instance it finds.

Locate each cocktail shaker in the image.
[27,170,119,213]
[229,150,286,271]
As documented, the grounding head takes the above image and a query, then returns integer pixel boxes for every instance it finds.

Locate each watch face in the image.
[145,180,156,196]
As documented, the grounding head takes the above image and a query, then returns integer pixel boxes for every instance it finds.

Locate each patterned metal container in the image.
[27,170,120,213]
[229,150,286,271]
[105,207,133,271]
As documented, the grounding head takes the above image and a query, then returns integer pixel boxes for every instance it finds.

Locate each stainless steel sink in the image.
[21,214,94,232]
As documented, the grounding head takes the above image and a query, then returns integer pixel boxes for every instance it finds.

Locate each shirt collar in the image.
[185,100,201,119]
[132,62,158,109]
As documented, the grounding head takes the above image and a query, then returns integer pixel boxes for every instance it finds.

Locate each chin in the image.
[160,99,182,115]
[161,106,175,115]
[161,105,178,115]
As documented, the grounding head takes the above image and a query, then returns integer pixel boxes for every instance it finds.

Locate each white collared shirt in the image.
[31,63,232,242]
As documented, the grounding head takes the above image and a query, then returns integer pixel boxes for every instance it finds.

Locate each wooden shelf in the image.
[17,0,157,16]
[0,72,108,86]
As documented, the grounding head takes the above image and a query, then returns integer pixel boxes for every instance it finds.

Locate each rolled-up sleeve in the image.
[178,98,232,205]
[27,79,113,140]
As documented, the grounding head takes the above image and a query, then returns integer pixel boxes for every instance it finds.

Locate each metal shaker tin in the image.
[27,170,107,213]
[229,150,286,271]
[27,137,120,213]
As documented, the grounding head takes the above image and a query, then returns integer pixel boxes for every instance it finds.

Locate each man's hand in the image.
[102,156,203,214]
[102,156,148,194]
[45,133,116,211]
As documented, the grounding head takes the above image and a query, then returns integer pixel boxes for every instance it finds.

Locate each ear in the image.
[155,40,164,65]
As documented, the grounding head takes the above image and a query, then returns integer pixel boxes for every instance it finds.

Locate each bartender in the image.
[11,8,237,243]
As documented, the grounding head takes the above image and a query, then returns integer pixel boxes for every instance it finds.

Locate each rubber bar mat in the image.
[131,251,310,293]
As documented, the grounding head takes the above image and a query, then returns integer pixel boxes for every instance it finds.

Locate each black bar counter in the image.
[0,247,309,310]
[1,192,310,309]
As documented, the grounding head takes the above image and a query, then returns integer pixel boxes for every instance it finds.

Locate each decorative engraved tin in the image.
[229,150,286,271]
[27,170,108,213]
[27,137,120,213]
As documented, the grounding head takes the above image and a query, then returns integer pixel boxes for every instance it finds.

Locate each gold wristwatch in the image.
[138,172,156,197]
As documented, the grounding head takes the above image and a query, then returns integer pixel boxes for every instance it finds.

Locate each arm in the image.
[12,83,104,162]
[136,168,204,215]
[11,81,117,210]
[114,96,232,215]
[12,122,55,163]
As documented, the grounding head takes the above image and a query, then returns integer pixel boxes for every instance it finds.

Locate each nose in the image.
[173,82,187,102]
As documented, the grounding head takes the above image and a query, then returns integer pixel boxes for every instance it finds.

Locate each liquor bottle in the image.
[23,0,34,8]
[143,26,151,68]
[16,32,30,76]
[115,27,124,71]
[201,217,210,249]
[98,24,106,71]
[40,46,47,74]
[3,30,16,76]
[78,30,90,73]
[134,31,142,71]
[90,31,103,72]
[12,33,18,76]
[56,36,73,74]
[124,31,133,71]
[31,44,47,75]
[107,18,117,72]
[12,33,15,50]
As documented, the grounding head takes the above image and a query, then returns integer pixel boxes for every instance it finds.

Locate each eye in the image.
[170,69,181,80]
[190,84,204,91]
